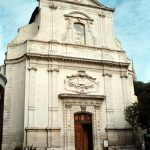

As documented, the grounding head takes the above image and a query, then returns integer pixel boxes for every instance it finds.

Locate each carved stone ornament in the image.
[49,4,57,9]
[120,72,128,78]
[80,105,86,111]
[65,70,99,94]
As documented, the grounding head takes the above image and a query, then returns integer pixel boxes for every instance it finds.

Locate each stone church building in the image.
[1,0,137,149]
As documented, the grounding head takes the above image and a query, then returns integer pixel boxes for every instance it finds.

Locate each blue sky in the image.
[0,0,150,82]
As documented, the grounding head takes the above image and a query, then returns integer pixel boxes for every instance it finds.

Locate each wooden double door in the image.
[74,113,93,150]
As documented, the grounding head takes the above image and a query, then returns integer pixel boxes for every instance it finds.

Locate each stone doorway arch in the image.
[59,93,105,150]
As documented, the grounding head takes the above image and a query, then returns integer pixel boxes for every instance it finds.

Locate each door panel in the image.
[75,123,84,150]
[75,113,93,150]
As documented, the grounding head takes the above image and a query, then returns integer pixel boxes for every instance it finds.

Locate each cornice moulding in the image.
[8,39,125,53]
[5,53,130,69]
[59,93,105,100]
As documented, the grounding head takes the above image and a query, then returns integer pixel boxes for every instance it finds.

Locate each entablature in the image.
[5,53,130,70]
[59,93,105,100]
[7,40,129,65]
[59,93,105,108]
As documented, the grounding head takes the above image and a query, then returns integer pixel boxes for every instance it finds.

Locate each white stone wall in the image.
[22,60,134,148]
[2,62,26,149]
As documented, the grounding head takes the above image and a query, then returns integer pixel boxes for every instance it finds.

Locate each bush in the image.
[13,146,22,150]
[27,145,36,150]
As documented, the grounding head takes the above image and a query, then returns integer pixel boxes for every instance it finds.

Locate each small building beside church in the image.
[1,0,137,150]
[0,66,7,150]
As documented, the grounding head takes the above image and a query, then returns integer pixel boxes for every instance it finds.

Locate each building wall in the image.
[0,90,4,150]
[2,62,26,150]
[2,0,136,149]
[0,66,7,150]
[23,59,135,149]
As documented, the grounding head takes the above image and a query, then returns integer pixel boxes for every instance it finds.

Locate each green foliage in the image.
[125,103,139,127]
[124,81,150,129]
[27,145,36,150]
[13,146,22,150]
[13,145,37,150]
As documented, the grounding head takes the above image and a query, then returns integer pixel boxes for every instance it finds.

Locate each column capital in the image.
[65,104,72,109]
[49,4,57,9]
[48,67,59,72]
[120,72,128,78]
[95,106,100,110]
[28,66,37,71]
[103,71,112,77]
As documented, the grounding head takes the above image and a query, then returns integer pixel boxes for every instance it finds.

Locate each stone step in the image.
[110,145,137,150]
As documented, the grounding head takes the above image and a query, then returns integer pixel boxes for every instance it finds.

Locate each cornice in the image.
[5,53,130,69]
[8,39,125,53]
[59,93,105,100]
[25,127,61,130]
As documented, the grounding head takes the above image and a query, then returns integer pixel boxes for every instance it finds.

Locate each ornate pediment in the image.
[65,70,99,94]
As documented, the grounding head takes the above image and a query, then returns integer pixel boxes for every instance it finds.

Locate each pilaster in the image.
[28,64,37,127]
[47,65,59,128]
[121,71,129,107]
[103,70,115,128]
[99,13,106,47]
[47,64,60,148]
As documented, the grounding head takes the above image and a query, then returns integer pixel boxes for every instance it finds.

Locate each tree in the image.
[124,81,150,129]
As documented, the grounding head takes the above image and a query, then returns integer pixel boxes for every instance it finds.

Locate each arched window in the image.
[74,23,86,45]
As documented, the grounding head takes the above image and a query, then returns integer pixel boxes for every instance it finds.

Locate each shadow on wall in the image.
[0,68,7,150]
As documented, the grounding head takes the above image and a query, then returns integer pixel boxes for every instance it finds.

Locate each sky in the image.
[0,0,150,82]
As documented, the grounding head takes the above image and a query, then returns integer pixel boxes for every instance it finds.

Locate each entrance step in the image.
[110,145,137,150]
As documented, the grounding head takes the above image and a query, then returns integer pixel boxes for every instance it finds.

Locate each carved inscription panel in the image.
[65,70,99,94]
[74,23,85,45]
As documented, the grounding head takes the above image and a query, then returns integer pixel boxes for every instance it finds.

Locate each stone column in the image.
[48,67,52,127]
[68,18,74,44]
[63,103,74,150]
[49,3,57,41]
[47,66,59,128]
[66,104,72,150]
[70,106,75,150]
[28,65,37,126]
[99,13,106,46]
[63,103,68,149]
[103,70,115,128]
[47,65,60,148]
[121,72,129,107]
[51,67,59,127]
[95,106,103,150]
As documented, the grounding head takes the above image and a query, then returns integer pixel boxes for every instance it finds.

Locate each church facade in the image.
[2,0,136,150]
